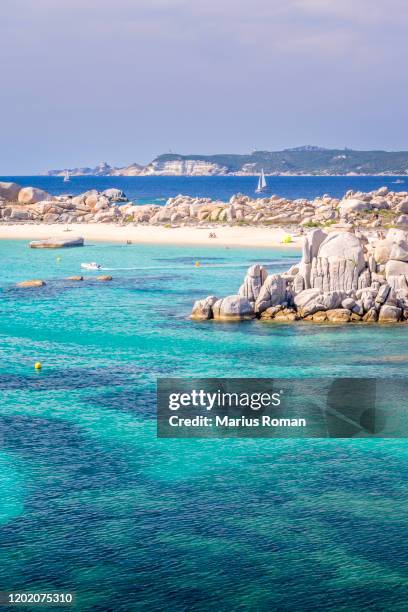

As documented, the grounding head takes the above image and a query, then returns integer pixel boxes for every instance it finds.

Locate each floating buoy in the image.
[282,235,293,244]
[34,362,42,370]
[195,261,201,267]
[56,256,61,263]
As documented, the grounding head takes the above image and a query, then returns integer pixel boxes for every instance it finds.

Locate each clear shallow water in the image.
[0,240,407,611]
[1,174,408,204]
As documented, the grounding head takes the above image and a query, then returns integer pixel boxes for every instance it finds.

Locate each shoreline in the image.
[0,223,303,249]
[4,173,408,178]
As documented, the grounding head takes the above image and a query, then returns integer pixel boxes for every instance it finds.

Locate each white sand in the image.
[0,223,302,249]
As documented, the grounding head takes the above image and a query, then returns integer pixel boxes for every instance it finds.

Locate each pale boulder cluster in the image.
[123,187,408,227]
[2,182,408,229]
[191,226,408,324]
[0,182,127,223]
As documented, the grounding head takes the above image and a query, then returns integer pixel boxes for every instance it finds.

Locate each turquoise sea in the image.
[0,235,407,611]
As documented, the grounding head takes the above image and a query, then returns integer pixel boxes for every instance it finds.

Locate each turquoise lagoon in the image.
[0,239,407,611]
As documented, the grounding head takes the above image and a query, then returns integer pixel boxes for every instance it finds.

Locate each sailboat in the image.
[255,169,267,193]
[63,170,70,182]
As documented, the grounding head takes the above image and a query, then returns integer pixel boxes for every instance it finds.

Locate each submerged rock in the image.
[29,237,84,248]
[16,279,46,288]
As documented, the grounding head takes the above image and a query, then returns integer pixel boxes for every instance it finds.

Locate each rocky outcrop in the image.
[192,226,408,324]
[2,184,408,229]
[29,237,84,248]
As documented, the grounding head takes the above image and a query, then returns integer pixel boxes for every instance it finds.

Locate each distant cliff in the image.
[44,147,408,176]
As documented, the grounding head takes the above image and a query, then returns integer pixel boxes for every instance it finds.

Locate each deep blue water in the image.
[0,221,407,608]
[1,174,407,203]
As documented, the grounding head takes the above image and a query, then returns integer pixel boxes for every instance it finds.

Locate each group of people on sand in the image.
[208,232,217,239]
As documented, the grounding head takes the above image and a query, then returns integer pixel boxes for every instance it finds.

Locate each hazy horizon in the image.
[2,0,408,174]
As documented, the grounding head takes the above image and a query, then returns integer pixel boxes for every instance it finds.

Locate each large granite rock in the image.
[302,228,328,264]
[375,283,391,306]
[387,274,408,294]
[385,260,408,279]
[191,295,218,320]
[18,187,51,205]
[363,308,379,322]
[212,295,255,321]
[378,305,402,322]
[374,240,393,264]
[29,237,84,248]
[294,288,344,316]
[339,198,371,214]
[357,268,371,289]
[386,228,408,244]
[390,241,408,262]
[255,274,287,314]
[239,265,268,304]
[0,181,21,201]
[272,308,299,322]
[396,199,408,213]
[103,188,127,201]
[326,308,351,322]
[310,232,365,292]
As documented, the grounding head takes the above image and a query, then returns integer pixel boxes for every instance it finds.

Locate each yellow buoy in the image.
[282,235,293,244]
[34,362,42,370]
[195,261,201,267]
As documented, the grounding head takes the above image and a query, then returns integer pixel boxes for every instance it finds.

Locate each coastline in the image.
[0,223,303,249]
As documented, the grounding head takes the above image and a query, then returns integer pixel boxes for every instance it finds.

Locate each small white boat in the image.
[393,179,405,184]
[81,262,101,270]
[256,168,268,193]
[63,170,70,182]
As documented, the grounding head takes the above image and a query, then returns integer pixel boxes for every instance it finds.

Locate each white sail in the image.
[63,170,70,182]
[256,169,267,192]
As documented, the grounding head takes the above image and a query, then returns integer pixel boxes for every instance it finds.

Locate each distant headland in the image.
[44,146,408,177]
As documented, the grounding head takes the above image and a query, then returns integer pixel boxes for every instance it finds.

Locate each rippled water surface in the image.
[2,174,408,203]
[0,239,407,611]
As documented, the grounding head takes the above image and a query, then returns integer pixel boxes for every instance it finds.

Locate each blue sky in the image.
[1,0,407,173]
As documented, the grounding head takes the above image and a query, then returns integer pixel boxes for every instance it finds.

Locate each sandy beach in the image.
[0,223,303,249]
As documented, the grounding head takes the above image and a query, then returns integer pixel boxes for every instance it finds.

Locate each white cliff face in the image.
[141,160,228,176]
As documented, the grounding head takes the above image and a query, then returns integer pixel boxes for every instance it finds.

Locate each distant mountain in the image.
[44,148,408,176]
[43,161,144,177]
